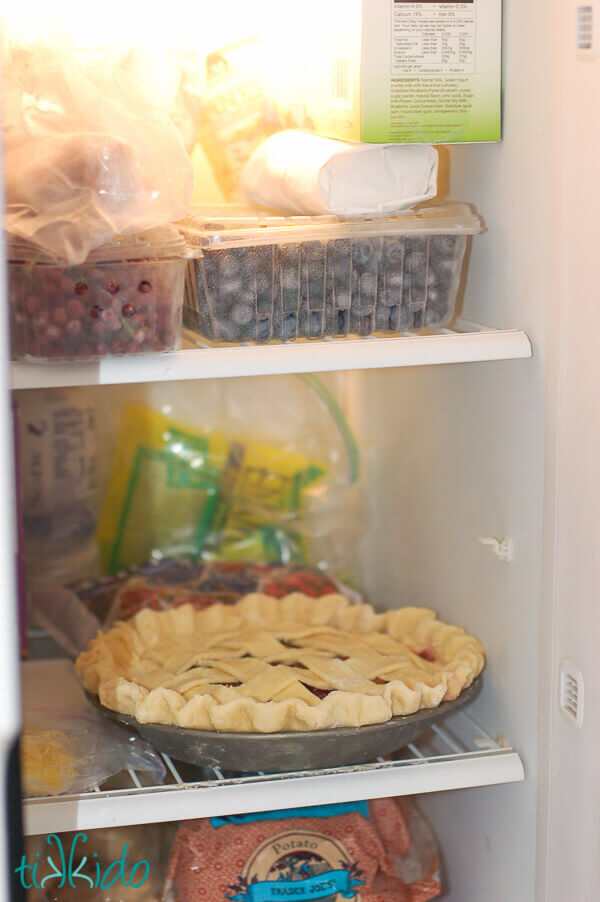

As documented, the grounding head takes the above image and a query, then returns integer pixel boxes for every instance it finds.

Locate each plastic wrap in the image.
[21,707,165,797]
[3,44,193,265]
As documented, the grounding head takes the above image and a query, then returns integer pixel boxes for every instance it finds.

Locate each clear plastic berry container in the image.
[179,204,483,344]
[8,227,186,361]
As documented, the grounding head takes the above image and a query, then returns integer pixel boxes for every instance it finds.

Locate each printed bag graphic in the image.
[226,831,365,901]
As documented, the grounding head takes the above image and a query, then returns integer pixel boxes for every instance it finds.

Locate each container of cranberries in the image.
[7,226,186,361]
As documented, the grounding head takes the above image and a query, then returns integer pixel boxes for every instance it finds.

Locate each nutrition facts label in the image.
[392,0,476,75]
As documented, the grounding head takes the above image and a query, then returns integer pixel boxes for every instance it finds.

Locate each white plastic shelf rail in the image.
[23,709,524,836]
[11,320,532,390]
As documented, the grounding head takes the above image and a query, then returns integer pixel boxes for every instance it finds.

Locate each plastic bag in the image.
[166,797,440,901]
[3,43,193,264]
[21,706,166,797]
[95,374,362,576]
[27,561,364,657]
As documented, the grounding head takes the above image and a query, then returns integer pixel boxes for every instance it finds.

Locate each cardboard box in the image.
[290,0,502,144]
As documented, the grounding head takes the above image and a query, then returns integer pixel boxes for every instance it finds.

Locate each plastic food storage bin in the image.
[8,227,187,361]
[179,203,483,344]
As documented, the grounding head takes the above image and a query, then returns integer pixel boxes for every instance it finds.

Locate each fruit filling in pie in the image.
[75,593,485,733]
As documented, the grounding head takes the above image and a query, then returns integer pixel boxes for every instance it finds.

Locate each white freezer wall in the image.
[351,356,544,902]
[346,0,554,897]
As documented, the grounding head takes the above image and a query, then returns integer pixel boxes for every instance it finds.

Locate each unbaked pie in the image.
[75,593,485,732]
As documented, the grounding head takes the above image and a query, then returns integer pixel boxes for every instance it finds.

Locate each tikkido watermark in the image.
[15,833,150,891]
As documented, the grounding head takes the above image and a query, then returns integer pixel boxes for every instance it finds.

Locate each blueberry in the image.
[282,313,297,340]
[232,304,254,326]
[385,240,405,264]
[352,240,375,267]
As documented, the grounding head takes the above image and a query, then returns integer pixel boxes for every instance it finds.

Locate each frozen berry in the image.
[66,320,82,336]
[24,296,40,316]
[110,339,127,354]
[52,307,67,326]
[90,305,103,319]
[105,280,120,294]
[95,342,108,356]
[101,307,117,324]
[122,303,135,317]
[133,328,147,344]
[138,280,152,293]
[46,325,61,341]
[67,298,86,319]
[75,281,88,296]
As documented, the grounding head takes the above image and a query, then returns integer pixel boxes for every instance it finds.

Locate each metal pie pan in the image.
[86,677,481,774]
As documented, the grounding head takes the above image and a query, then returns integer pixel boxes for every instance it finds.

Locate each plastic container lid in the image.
[179,203,484,251]
[6,225,186,265]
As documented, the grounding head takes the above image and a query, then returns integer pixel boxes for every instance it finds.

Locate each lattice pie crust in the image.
[76,593,485,732]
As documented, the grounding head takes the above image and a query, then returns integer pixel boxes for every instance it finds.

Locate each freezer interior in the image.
[4,0,588,896]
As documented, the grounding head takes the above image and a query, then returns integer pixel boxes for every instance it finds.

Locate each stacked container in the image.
[8,227,187,361]
[179,204,483,344]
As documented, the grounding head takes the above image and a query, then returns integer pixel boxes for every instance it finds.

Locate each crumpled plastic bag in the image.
[21,706,166,797]
[3,43,193,264]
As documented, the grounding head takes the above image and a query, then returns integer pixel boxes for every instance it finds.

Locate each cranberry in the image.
[46,325,61,341]
[78,343,94,357]
[89,305,103,319]
[66,320,82,336]
[52,307,67,326]
[133,328,147,344]
[101,308,117,324]
[309,687,330,700]
[24,296,40,316]
[95,342,108,356]
[105,279,120,294]
[75,281,88,296]
[414,648,437,662]
[138,280,152,293]
[110,339,128,354]
[122,303,135,317]
[66,299,82,319]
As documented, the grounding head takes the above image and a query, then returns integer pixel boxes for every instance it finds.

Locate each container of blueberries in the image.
[179,204,484,344]
[7,226,187,361]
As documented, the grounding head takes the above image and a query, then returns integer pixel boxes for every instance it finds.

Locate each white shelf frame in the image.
[23,709,524,836]
[11,320,532,390]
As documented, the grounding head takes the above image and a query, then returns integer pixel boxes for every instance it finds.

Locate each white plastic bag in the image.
[241,131,439,217]
[3,44,193,264]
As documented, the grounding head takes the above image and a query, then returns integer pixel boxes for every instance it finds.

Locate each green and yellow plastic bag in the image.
[97,403,325,573]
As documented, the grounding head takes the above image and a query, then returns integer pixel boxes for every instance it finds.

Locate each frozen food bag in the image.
[166,798,441,901]
[27,561,364,656]
[3,44,193,264]
[96,403,326,572]
[21,707,165,797]
[241,131,439,217]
